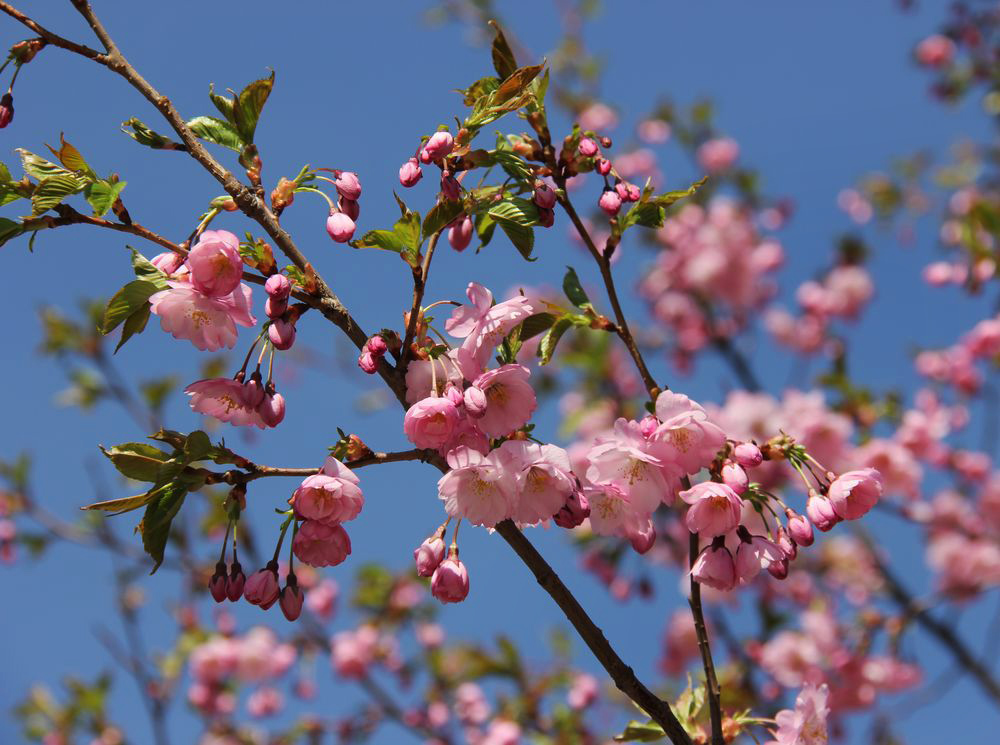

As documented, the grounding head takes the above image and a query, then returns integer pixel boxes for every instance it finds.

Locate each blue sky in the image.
[1,1,998,742]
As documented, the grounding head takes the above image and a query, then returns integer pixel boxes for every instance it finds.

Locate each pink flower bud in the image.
[767,557,789,580]
[691,542,736,591]
[533,182,557,209]
[245,562,280,609]
[0,93,14,129]
[598,189,622,216]
[916,34,955,68]
[440,172,461,201]
[785,509,814,547]
[578,137,599,157]
[721,462,749,494]
[806,494,840,532]
[445,384,464,407]
[414,535,446,577]
[265,273,292,299]
[268,319,296,350]
[827,468,883,521]
[226,561,246,601]
[596,157,612,175]
[615,181,629,201]
[553,489,590,528]
[209,561,228,602]
[431,549,469,603]
[334,171,362,201]
[404,396,460,449]
[639,414,659,438]
[775,526,797,560]
[463,386,487,418]
[419,148,432,164]
[265,296,287,319]
[358,350,378,374]
[151,251,184,275]
[279,576,304,621]
[627,520,656,554]
[399,158,423,187]
[624,183,641,201]
[326,211,356,243]
[244,373,266,407]
[258,390,286,428]
[366,335,388,356]
[537,207,554,228]
[339,197,360,221]
[733,442,763,468]
[187,230,244,297]
[448,215,474,252]
[423,131,454,161]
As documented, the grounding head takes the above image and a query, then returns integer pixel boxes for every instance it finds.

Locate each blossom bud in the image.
[599,136,612,148]
[265,273,292,299]
[334,171,362,201]
[268,318,296,350]
[775,527,797,560]
[806,494,840,532]
[827,468,883,520]
[245,562,280,609]
[431,549,469,603]
[639,414,659,439]
[265,296,288,320]
[366,336,387,357]
[537,207,554,228]
[578,137,599,157]
[414,534,446,577]
[766,556,789,580]
[271,177,295,210]
[733,442,763,468]
[624,183,640,201]
[227,560,246,601]
[399,157,423,187]
[0,93,13,129]
[598,189,622,216]
[553,489,590,528]
[339,197,360,221]
[151,251,184,275]
[358,350,378,374]
[721,462,749,494]
[691,542,736,591]
[279,574,304,621]
[463,385,487,418]
[440,172,461,201]
[627,521,656,554]
[244,373,266,407]
[423,131,454,161]
[209,561,228,602]
[448,214,474,252]
[444,384,464,408]
[596,157,612,175]
[533,182,557,209]
[258,389,286,428]
[785,509,814,546]
[326,210,356,243]
[615,181,629,201]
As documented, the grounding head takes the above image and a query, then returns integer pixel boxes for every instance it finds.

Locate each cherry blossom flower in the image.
[438,447,518,527]
[186,230,243,297]
[496,440,577,525]
[149,281,255,351]
[472,364,537,438]
[446,282,535,374]
[766,683,829,745]
[289,457,363,525]
[681,481,744,537]
[404,395,461,449]
[828,468,883,520]
[292,521,351,567]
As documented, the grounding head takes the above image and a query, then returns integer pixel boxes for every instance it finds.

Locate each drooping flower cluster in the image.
[289,457,362,569]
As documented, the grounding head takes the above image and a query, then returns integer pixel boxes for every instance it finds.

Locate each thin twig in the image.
[400,230,442,373]
[688,531,724,745]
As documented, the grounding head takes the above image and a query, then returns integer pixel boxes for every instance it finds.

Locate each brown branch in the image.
[495,520,692,744]
[0,1,106,61]
[400,230,441,372]
[197,448,436,486]
[688,531,724,745]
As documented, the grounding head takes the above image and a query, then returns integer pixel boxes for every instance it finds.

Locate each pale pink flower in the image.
[652,391,727,474]
[697,137,739,172]
[404,395,461,449]
[586,418,677,514]
[681,481,743,537]
[472,365,537,437]
[583,482,645,537]
[149,282,255,351]
[828,468,882,520]
[247,686,284,718]
[567,673,599,710]
[766,683,829,745]
[404,351,464,405]
[400,156,423,186]
[454,682,491,724]
[289,458,363,525]
[734,441,763,468]
[722,462,749,494]
[431,548,469,603]
[187,230,243,297]
[186,378,259,426]
[334,171,362,201]
[414,534,446,577]
[807,494,840,532]
[305,578,338,619]
[422,131,454,161]
[578,102,618,131]
[915,34,955,68]
[326,211,356,243]
[446,283,535,373]
[691,543,736,591]
[151,251,184,275]
[438,447,517,527]
[331,625,378,678]
[497,440,577,525]
[735,533,784,585]
[292,521,351,567]
[481,719,521,745]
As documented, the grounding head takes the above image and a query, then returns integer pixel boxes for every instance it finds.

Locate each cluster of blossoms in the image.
[575,134,643,218]
[766,263,875,355]
[638,198,784,367]
[925,187,998,291]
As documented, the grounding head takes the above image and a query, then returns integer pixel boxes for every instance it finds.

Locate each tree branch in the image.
[400,230,441,372]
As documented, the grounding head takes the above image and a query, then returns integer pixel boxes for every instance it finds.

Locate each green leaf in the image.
[623,202,665,229]
[101,280,161,335]
[129,247,169,285]
[81,491,158,515]
[519,312,556,340]
[538,313,590,364]
[488,197,539,260]
[187,116,244,152]
[490,150,534,182]
[355,228,408,253]
[475,210,497,249]
[354,206,422,266]
[83,179,126,218]
[459,76,500,107]
[183,430,212,462]
[139,483,187,573]
[562,266,593,311]
[46,134,96,180]
[208,83,236,124]
[0,217,25,246]
[17,149,77,180]
[613,720,667,742]
[0,161,11,183]
[465,63,544,129]
[422,199,464,240]
[100,442,171,482]
[489,20,518,79]
[0,183,23,207]
[232,71,274,143]
[31,174,86,215]
[121,118,186,150]
[648,176,708,208]
[115,303,151,353]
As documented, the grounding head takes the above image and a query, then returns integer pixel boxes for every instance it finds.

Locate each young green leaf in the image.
[187,116,244,152]
[100,442,171,483]
[31,174,87,215]
[562,266,593,311]
[422,199,464,240]
[139,483,188,573]
[232,71,274,143]
[84,179,127,218]
[612,720,667,743]
[101,280,162,335]
[121,118,187,150]
[489,20,518,79]
[115,303,151,352]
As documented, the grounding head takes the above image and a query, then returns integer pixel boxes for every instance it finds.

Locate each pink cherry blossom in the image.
[735,533,784,586]
[472,365,537,438]
[292,521,351,567]
[697,137,739,172]
[244,563,280,609]
[586,418,678,515]
[334,171,362,201]
[289,457,363,525]
[438,447,517,527]
[431,548,469,603]
[915,34,955,68]
[399,157,423,186]
[149,282,256,351]
[186,230,243,297]
[326,211,356,243]
[828,468,883,520]
[446,283,535,374]
[185,377,259,426]
[691,543,736,591]
[652,391,727,474]
[681,481,743,537]
[567,673,599,710]
[422,130,454,161]
[765,683,829,745]
[331,625,378,678]
[496,440,577,525]
[414,533,446,577]
[404,350,464,405]
[404,395,461,449]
